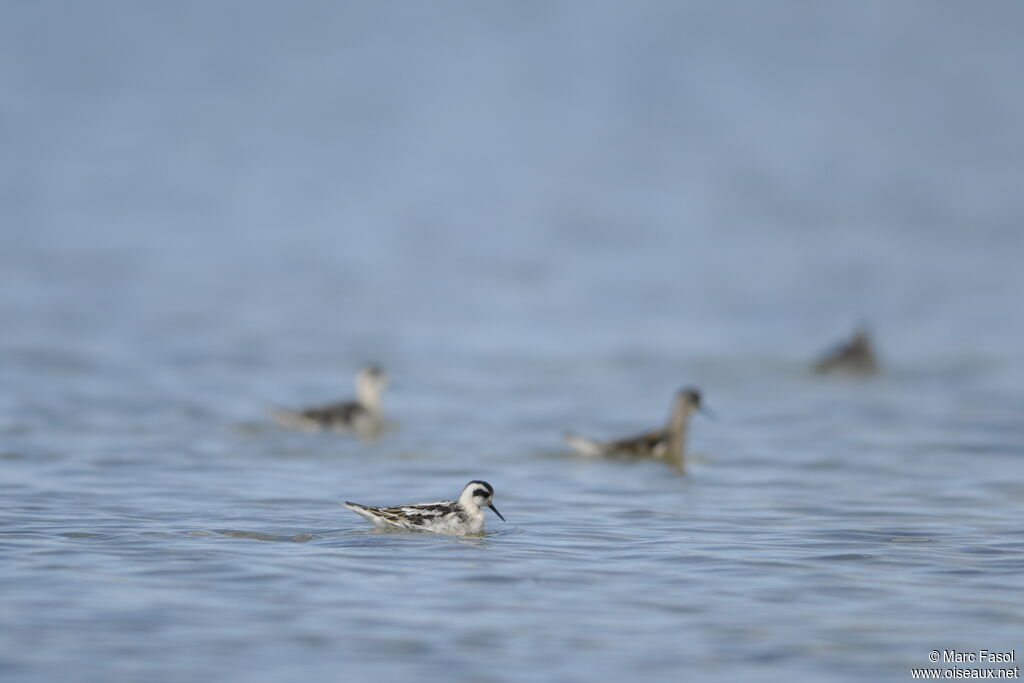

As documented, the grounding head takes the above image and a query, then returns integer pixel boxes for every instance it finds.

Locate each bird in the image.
[272,364,388,436]
[564,388,707,471]
[813,328,879,375]
[343,481,506,536]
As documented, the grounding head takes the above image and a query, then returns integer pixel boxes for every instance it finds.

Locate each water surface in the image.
[2,3,1023,682]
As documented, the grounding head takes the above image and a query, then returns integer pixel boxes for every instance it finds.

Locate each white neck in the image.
[355,371,384,413]
[665,400,694,463]
[357,383,381,412]
[458,491,482,512]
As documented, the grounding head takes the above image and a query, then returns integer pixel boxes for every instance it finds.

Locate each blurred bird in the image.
[272,364,388,437]
[813,328,879,375]
[564,388,709,471]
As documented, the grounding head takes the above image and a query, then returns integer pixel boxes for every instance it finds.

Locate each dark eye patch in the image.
[473,488,490,498]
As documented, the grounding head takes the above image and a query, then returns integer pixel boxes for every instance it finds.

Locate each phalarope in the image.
[565,388,707,470]
[343,481,505,536]
[273,364,388,435]
[813,329,879,375]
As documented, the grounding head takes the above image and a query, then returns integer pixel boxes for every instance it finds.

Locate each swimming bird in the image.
[564,388,707,470]
[343,481,505,535]
[813,328,879,375]
[272,364,388,435]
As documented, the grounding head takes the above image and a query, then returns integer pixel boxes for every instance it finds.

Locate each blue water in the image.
[3,3,1024,681]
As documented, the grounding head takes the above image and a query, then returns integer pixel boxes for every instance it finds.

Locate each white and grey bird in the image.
[564,388,708,471]
[343,481,506,536]
[273,364,388,436]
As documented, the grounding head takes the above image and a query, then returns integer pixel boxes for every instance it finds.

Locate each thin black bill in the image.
[488,503,506,522]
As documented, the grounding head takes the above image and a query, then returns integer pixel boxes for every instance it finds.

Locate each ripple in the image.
[213,530,318,543]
